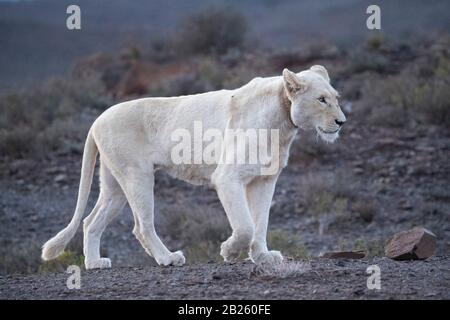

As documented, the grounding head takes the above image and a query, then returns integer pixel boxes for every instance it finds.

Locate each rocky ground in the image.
[1,257,448,299]
[0,116,449,299]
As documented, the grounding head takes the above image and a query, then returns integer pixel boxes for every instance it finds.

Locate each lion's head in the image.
[282,65,346,142]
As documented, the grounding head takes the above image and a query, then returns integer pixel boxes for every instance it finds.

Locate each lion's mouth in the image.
[317,126,340,134]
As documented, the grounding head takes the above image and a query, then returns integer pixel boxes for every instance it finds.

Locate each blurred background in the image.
[0,0,449,275]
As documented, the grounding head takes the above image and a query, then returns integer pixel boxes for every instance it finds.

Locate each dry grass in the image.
[301,170,355,217]
[0,241,42,275]
[0,76,108,158]
[253,260,311,279]
[353,238,384,258]
[267,229,309,259]
[360,45,450,126]
[0,243,84,275]
[160,204,230,263]
[352,199,377,223]
[0,232,90,275]
[299,170,379,236]
[38,251,85,273]
[160,206,310,263]
[174,7,248,56]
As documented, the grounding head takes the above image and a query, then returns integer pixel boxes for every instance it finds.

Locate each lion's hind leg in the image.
[118,168,185,267]
[83,162,126,269]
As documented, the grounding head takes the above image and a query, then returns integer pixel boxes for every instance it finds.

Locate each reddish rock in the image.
[321,250,366,259]
[385,227,436,260]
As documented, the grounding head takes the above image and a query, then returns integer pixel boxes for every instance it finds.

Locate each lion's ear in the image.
[310,65,330,83]
[282,68,307,98]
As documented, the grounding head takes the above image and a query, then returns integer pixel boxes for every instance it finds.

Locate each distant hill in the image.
[1,0,449,91]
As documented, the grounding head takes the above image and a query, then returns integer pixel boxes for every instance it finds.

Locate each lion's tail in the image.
[41,129,98,261]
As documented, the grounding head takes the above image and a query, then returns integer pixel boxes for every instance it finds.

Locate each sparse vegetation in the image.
[0,242,42,275]
[348,48,390,74]
[360,41,450,126]
[366,32,384,50]
[0,233,86,275]
[38,250,84,273]
[160,204,230,263]
[1,17,448,159]
[253,260,311,279]
[352,199,377,223]
[267,229,309,259]
[353,238,384,258]
[301,171,355,218]
[174,7,248,56]
[0,76,109,158]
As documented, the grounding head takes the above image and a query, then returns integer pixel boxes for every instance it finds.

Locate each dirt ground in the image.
[1,256,449,299]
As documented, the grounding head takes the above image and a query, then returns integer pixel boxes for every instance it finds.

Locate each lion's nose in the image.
[335,119,345,126]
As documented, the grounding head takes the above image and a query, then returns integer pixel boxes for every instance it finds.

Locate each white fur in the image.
[41,66,345,269]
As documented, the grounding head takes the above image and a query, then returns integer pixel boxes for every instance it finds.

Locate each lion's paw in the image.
[85,257,111,270]
[252,250,284,265]
[220,238,246,262]
[158,250,186,267]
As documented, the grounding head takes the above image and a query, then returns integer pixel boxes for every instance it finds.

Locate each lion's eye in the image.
[318,96,326,104]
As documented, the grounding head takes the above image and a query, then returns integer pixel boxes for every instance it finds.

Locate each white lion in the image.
[42,65,346,269]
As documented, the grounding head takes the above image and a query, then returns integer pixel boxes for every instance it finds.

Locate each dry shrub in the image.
[38,250,84,273]
[0,232,87,275]
[268,229,309,259]
[347,48,390,74]
[301,170,356,217]
[160,204,230,263]
[352,199,377,223]
[149,73,213,97]
[0,76,109,158]
[353,238,384,258]
[148,55,260,97]
[300,170,363,236]
[174,7,248,56]
[360,48,450,126]
[0,241,42,275]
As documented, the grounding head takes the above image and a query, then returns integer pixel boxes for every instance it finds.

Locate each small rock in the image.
[385,227,436,260]
[212,273,222,280]
[353,167,364,174]
[321,250,366,259]
[54,174,67,183]
[44,167,61,174]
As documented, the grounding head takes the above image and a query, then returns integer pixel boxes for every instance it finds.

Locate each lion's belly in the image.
[157,162,217,186]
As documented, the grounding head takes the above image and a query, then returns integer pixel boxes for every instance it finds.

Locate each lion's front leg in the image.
[246,174,284,265]
[213,173,255,262]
